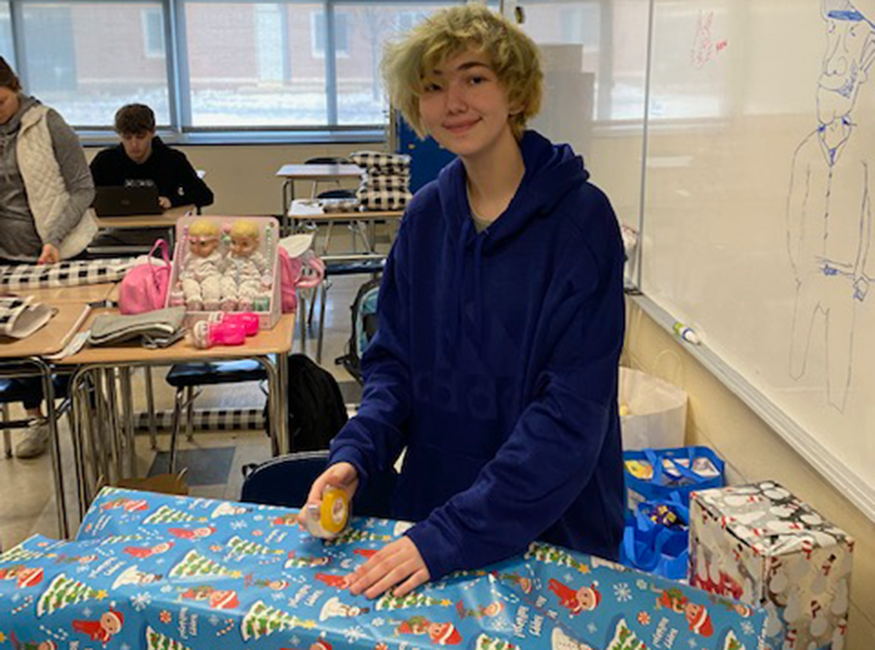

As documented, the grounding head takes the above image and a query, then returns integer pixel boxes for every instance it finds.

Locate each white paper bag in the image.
[618,367,688,450]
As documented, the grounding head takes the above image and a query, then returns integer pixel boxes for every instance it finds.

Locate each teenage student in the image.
[299,5,625,599]
[90,104,213,209]
[0,57,97,458]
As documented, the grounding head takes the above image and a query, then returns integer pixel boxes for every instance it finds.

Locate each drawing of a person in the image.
[787,0,875,411]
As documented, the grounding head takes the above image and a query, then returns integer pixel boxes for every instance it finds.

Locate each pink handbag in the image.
[118,239,172,314]
[278,247,325,312]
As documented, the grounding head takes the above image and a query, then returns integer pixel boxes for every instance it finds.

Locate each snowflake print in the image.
[289,636,300,647]
[637,611,650,625]
[587,622,598,634]
[344,626,367,643]
[120,644,130,650]
[372,618,385,627]
[636,579,649,591]
[564,573,574,582]
[687,638,698,648]
[82,607,92,617]
[230,521,247,530]
[271,592,285,601]
[159,610,172,624]
[155,559,165,565]
[209,615,219,626]
[547,610,558,620]
[613,582,632,602]
[160,585,173,594]
[130,593,152,612]
[741,621,754,635]
[11,595,19,602]
[76,565,89,573]
[253,515,264,521]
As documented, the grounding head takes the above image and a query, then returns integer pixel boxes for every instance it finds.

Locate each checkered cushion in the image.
[355,187,413,211]
[361,174,410,192]
[349,151,411,173]
[0,258,137,290]
[0,296,30,333]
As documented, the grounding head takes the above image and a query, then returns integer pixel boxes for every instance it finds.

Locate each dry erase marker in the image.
[673,322,701,345]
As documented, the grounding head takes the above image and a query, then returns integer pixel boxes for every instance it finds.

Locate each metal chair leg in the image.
[144,367,158,450]
[185,386,195,443]
[317,281,328,365]
[2,404,11,458]
[168,388,185,474]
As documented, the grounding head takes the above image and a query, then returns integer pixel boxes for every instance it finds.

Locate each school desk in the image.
[55,312,295,521]
[0,487,769,650]
[276,164,364,232]
[0,299,93,540]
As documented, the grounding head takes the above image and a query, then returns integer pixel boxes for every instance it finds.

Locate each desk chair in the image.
[163,361,269,473]
[0,375,75,459]
[302,157,371,254]
[240,450,397,518]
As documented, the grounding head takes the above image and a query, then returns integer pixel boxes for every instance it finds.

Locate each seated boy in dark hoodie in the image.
[90,103,213,210]
[298,4,625,600]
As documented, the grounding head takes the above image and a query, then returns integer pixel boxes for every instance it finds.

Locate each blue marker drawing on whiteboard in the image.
[673,322,701,345]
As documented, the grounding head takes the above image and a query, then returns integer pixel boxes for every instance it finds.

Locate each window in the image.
[2,0,464,133]
[311,10,349,59]
[142,7,165,59]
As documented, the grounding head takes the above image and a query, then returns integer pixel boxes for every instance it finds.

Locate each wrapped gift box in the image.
[0,488,769,650]
[690,481,854,650]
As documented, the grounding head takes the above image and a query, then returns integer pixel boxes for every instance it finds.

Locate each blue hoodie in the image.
[329,130,625,580]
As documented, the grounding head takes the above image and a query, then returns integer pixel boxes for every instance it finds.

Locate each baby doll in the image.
[176,218,223,311]
[220,219,271,311]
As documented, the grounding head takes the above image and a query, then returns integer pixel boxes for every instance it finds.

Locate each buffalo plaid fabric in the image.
[0,296,30,334]
[349,151,411,173]
[0,258,137,291]
[361,173,410,191]
[355,187,413,211]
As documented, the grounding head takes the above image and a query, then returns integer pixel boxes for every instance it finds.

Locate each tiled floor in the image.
[0,223,389,551]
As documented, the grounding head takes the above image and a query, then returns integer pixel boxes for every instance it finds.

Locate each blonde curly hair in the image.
[381,4,543,141]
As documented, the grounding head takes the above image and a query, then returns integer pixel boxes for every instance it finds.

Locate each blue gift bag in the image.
[620,497,690,580]
[624,446,725,516]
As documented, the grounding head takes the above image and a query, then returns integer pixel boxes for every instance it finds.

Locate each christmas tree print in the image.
[722,631,745,650]
[144,505,197,524]
[605,618,648,650]
[226,536,282,556]
[0,545,44,564]
[325,527,391,545]
[36,574,104,617]
[475,634,520,650]
[170,551,242,579]
[376,590,453,611]
[98,534,144,546]
[525,542,589,574]
[240,600,316,641]
[145,626,192,650]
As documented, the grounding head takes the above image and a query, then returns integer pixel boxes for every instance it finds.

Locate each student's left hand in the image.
[159,196,172,210]
[345,536,430,599]
[37,244,60,264]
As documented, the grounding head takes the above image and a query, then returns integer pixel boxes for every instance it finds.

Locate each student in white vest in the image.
[0,57,97,457]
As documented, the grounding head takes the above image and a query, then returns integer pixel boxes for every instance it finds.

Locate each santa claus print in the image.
[548,579,601,616]
[245,575,291,590]
[456,599,504,620]
[168,526,216,540]
[684,602,713,637]
[0,565,44,588]
[10,631,56,650]
[655,587,688,613]
[395,616,462,645]
[123,541,174,558]
[72,609,124,645]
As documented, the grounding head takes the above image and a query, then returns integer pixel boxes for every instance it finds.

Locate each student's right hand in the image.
[159,196,172,210]
[296,462,359,529]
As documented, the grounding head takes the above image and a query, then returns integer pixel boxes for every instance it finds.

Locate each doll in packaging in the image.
[175,218,223,311]
[220,219,271,311]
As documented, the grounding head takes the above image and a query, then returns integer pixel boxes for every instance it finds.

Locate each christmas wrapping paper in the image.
[689,482,854,650]
[0,488,767,650]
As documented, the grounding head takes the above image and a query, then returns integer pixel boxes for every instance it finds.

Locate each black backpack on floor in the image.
[336,277,381,385]
[266,354,348,452]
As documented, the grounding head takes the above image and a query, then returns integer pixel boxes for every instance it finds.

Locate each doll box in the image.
[689,482,854,650]
[166,215,281,330]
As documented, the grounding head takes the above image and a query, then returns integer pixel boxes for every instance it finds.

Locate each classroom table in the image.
[56,312,295,520]
[276,164,364,231]
[92,205,195,255]
[288,200,404,255]
[0,487,769,650]
[0,298,94,539]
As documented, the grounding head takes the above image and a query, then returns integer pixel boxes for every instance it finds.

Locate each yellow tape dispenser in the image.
[304,486,350,539]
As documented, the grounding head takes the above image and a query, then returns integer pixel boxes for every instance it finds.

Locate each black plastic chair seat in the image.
[0,375,71,404]
[317,189,357,200]
[325,259,385,277]
[166,361,267,388]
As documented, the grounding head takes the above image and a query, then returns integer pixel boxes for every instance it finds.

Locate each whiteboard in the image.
[641,0,875,518]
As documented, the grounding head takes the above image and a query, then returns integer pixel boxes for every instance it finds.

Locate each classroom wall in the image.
[83,142,388,216]
[623,300,875,650]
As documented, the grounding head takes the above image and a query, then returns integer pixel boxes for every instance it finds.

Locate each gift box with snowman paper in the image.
[689,481,854,650]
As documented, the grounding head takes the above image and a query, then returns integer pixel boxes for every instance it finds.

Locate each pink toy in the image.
[191,320,246,349]
[208,312,260,337]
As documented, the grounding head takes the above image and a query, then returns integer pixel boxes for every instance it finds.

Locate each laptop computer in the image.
[92,185,163,217]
